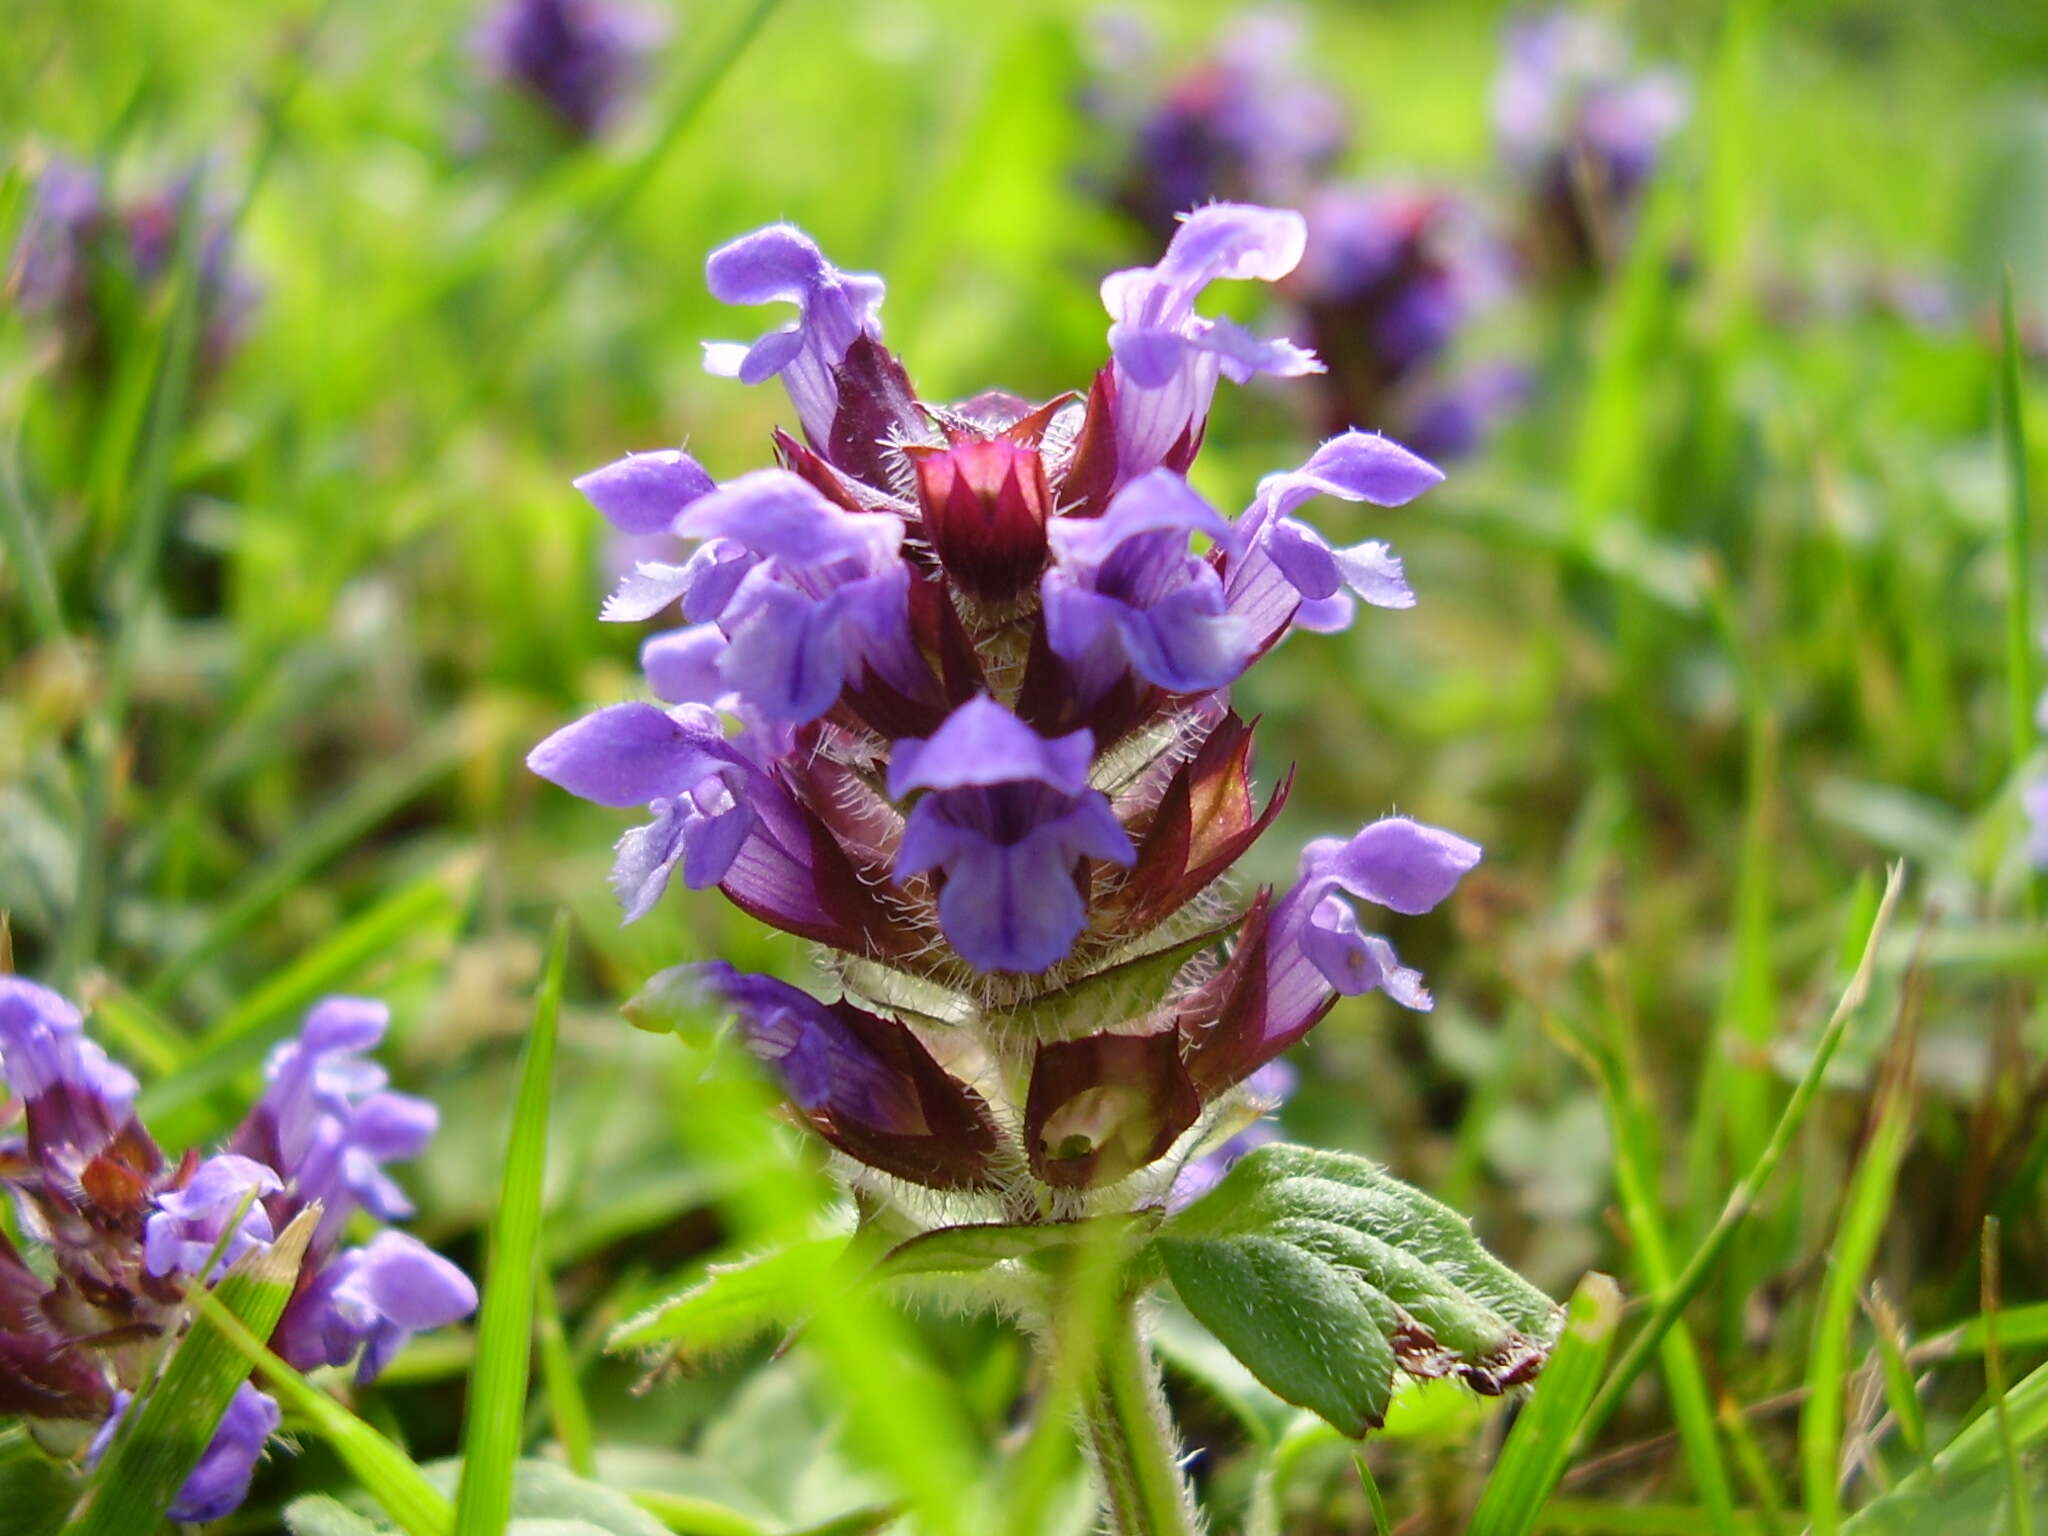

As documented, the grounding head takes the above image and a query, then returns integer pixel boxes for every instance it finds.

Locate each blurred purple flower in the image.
[8,157,257,379]
[1494,9,1688,274]
[1289,183,1519,449]
[474,0,665,141]
[1096,8,1352,240]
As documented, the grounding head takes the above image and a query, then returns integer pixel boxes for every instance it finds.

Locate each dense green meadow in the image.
[4,0,2048,1531]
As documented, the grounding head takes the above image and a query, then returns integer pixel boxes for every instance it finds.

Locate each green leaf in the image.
[454,912,569,1536]
[607,1236,851,1355]
[874,1215,1147,1280]
[1155,1144,1561,1437]
[0,1428,79,1536]
[291,1462,671,1536]
[63,1206,317,1536]
[1466,1273,1624,1536]
[287,1497,388,1536]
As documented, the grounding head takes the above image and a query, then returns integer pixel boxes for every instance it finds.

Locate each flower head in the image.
[536,211,1469,1215]
[9,157,256,380]
[1,984,474,1522]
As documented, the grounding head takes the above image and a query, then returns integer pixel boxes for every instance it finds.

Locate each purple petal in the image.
[1302,895,1433,1007]
[602,561,696,624]
[641,623,731,705]
[1049,469,1232,565]
[527,701,728,808]
[888,696,1095,799]
[675,469,904,570]
[1259,432,1445,519]
[1301,817,1482,915]
[573,449,715,535]
[935,837,1091,975]
[334,1231,478,1384]
[1330,540,1414,609]
[717,582,848,724]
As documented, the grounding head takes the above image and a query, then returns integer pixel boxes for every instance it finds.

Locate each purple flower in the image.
[143,1154,281,1279]
[245,997,392,1174]
[891,698,1135,974]
[1276,817,1482,1010]
[1225,431,1443,648]
[703,224,889,448]
[91,1382,282,1524]
[1042,468,1251,702]
[641,623,736,706]
[1495,10,1688,271]
[528,701,756,914]
[1100,203,1321,483]
[10,158,257,379]
[1404,365,1531,463]
[537,214,1477,1213]
[1104,10,1352,239]
[0,975,142,1156]
[601,470,918,724]
[3,982,472,1522]
[474,0,664,141]
[327,1231,481,1383]
[691,962,1001,1189]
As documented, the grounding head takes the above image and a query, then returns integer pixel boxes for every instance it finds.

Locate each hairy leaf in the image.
[1156,1144,1560,1436]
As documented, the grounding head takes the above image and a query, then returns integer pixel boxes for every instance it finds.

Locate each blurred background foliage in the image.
[4,0,2048,1530]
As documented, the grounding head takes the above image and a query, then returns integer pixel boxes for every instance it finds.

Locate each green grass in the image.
[4,0,2048,1530]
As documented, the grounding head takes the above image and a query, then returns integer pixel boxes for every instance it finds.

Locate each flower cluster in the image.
[473,0,665,142]
[7,157,257,382]
[0,981,475,1523]
[1493,7,1689,276]
[1087,11,1533,460]
[531,203,1481,1217]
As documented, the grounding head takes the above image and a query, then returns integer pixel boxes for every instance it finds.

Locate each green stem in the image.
[1081,1298,1200,1536]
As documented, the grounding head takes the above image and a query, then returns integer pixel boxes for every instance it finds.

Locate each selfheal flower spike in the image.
[538,211,1471,1215]
[2,985,475,1523]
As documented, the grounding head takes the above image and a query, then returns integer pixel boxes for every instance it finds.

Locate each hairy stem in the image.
[1081,1297,1202,1536]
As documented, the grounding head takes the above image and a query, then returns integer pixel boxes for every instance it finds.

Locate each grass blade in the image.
[533,1270,596,1479]
[1980,1218,2036,1536]
[63,1207,315,1536]
[2001,269,2038,922]
[1468,1273,1624,1536]
[452,910,568,1536]
[1576,863,1906,1455]
[1803,948,1922,1532]
[185,1283,451,1536]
